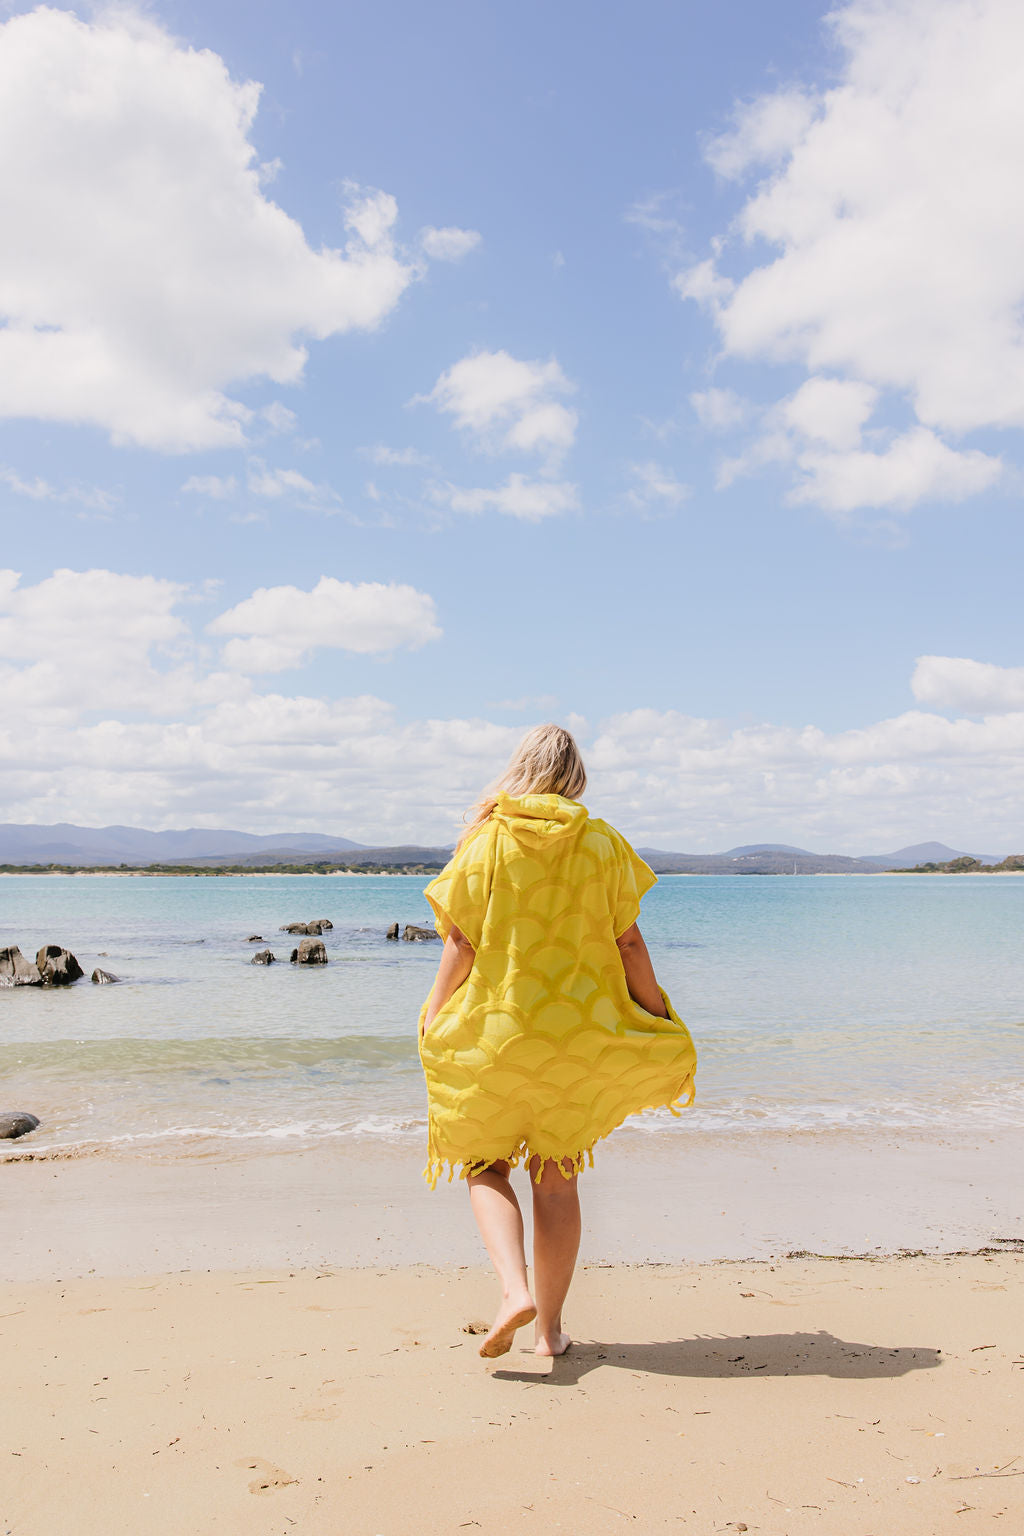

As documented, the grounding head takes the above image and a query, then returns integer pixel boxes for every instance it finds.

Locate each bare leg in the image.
[467,1161,537,1358]
[529,1157,581,1356]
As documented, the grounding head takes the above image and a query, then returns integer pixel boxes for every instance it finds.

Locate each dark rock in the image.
[246,934,264,942]
[0,945,42,986]
[250,949,276,965]
[312,918,334,931]
[36,945,85,986]
[280,922,312,935]
[0,1111,40,1140]
[91,968,120,985]
[290,937,328,965]
[280,919,333,936]
[402,924,438,942]
[385,922,399,941]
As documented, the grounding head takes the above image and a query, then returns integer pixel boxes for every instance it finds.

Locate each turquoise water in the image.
[2,873,1023,1158]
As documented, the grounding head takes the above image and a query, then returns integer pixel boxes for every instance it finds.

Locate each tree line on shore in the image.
[0,860,446,876]
[893,854,1024,874]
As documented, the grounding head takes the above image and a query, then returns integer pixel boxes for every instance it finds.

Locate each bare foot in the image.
[533,1329,572,1357]
[478,1293,537,1359]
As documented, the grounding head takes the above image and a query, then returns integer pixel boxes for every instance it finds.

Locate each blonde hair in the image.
[458,723,587,847]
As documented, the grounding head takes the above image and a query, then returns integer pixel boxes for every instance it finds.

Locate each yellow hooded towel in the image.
[418,792,697,1186]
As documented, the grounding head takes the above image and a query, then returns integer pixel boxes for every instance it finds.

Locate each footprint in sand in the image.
[237,1456,299,1495]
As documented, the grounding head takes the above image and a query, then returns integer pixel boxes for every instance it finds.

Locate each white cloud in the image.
[780,378,878,452]
[182,474,238,500]
[361,444,432,468]
[789,427,1001,513]
[503,402,576,456]
[624,461,690,513]
[0,465,115,512]
[705,89,817,179]
[674,259,734,308]
[208,576,442,672]
[247,463,319,498]
[0,7,420,452]
[717,387,1001,516]
[260,402,298,434]
[0,700,522,844]
[422,350,577,463]
[0,566,221,719]
[0,468,54,501]
[912,655,1024,714]
[678,0,1024,512]
[419,226,482,261]
[585,701,1024,851]
[184,463,343,509]
[624,192,685,241]
[2,573,1024,849]
[690,388,750,432]
[243,460,343,511]
[432,474,579,522]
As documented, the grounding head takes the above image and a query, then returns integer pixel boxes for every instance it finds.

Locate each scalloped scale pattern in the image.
[419,794,697,1187]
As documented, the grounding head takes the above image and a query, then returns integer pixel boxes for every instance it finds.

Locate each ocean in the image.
[2,872,1023,1160]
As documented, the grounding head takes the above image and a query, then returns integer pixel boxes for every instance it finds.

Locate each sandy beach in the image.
[4,1132,1024,1533]
[5,1252,1023,1535]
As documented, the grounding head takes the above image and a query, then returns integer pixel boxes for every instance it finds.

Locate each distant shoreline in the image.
[657,869,1024,877]
[0,866,441,878]
[2,865,1023,879]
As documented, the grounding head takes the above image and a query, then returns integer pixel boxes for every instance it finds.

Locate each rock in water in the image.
[280,919,333,936]
[0,1111,40,1140]
[312,918,334,931]
[0,946,42,986]
[250,949,276,965]
[385,922,399,941]
[246,934,264,942]
[402,924,438,942]
[91,968,120,984]
[36,945,85,986]
[280,922,311,935]
[290,938,328,965]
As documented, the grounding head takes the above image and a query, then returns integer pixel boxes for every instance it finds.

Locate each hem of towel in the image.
[422,1071,696,1191]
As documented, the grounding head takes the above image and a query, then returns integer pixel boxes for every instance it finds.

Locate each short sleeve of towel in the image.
[423,824,495,949]
[611,834,657,938]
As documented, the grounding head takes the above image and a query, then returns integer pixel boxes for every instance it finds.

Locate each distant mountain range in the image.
[0,824,1008,873]
[636,841,1003,875]
[0,822,367,865]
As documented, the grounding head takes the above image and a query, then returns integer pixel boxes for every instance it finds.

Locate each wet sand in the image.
[6,1128,1024,1280]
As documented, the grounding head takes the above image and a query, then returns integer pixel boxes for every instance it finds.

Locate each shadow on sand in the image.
[491,1330,942,1385]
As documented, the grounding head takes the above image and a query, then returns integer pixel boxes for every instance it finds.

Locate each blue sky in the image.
[1,0,1023,850]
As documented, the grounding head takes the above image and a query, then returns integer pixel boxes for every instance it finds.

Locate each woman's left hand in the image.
[421,926,475,1037]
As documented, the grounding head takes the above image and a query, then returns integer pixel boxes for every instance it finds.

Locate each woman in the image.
[419,724,696,1359]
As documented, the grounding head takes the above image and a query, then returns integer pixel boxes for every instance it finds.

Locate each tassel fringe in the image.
[422,1072,696,1191]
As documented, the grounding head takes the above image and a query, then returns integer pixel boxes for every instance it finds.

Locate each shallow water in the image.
[2,872,1022,1158]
